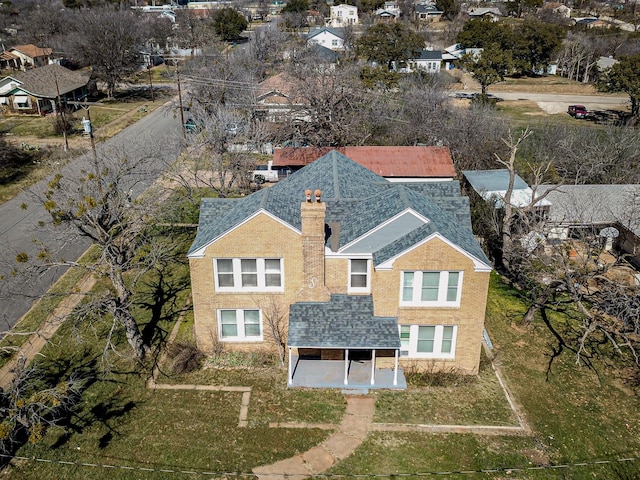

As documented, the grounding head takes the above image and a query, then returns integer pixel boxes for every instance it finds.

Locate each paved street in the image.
[0,100,182,331]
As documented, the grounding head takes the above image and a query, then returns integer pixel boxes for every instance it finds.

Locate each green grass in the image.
[0,246,101,369]
[328,274,640,479]
[374,354,518,426]
[5,262,640,479]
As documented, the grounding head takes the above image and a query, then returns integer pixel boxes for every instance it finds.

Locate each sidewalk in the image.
[253,395,376,480]
[0,272,97,389]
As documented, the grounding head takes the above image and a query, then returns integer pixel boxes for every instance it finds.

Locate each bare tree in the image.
[68,7,147,98]
[255,297,288,367]
[172,10,216,58]
[15,147,173,360]
[171,103,269,199]
[280,61,376,147]
[0,357,83,460]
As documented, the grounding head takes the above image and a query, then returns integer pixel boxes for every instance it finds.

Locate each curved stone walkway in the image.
[252,395,375,480]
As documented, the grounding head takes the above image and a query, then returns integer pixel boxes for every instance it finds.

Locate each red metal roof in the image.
[272,146,456,178]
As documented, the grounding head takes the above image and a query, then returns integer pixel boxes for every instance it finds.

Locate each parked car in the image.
[568,105,588,119]
[251,161,281,184]
[184,118,200,133]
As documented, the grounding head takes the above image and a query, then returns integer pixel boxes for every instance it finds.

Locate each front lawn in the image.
[5,263,640,479]
[330,274,640,479]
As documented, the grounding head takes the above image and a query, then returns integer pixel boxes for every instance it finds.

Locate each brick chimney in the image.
[296,189,331,302]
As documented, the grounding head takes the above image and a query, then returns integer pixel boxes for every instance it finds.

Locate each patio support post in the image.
[288,347,293,385]
[371,349,376,385]
[393,349,399,386]
[344,349,349,385]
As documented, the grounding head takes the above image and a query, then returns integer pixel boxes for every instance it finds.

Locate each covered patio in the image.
[287,294,406,390]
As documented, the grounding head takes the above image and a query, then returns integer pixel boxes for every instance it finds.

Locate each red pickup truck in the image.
[568,105,588,119]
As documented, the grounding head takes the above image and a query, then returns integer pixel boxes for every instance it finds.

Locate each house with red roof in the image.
[272,146,457,182]
[0,44,52,71]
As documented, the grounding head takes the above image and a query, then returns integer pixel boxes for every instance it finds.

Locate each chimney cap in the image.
[305,189,313,202]
[314,189,322,202]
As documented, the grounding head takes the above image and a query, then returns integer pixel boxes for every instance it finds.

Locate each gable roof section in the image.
[255,72,295,100]
[10,44,52,59]
[463,169,552,208]
[272,146,456,178]
[288,294,399,349]
[538,184,640,236]
[415,49,442,61]
[306,27,344,41]
[9,64,89,98]
[307,44,341,62]
[188,150,490,267]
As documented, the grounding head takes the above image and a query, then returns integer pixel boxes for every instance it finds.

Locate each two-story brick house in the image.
[188,151,492,389]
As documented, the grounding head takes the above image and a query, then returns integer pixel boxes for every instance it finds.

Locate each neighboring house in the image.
[462,169,552,211]
[541,2,571,18]
[538,184,640,267]
[586,19,614,29]
[328,4,358,27]
[397,49,442,73]
[306,44,341,66]
[0,64,90,114]
[0,44,52,71]
[442,43,482,70]
[415,2,443,22]
[188,150,492,389]
[272,146,457,182]
[375,7,399,22]
[254,72,303,123]
[468,7,502,21]
[305,27,345,51]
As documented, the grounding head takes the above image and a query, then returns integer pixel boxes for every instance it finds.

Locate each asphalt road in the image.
[0,99,182,331]
[490,91,630,114]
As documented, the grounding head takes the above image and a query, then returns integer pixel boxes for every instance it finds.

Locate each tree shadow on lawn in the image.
[47,362,140,451]
[137,264,191,350]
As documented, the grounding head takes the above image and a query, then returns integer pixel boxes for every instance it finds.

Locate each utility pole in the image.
[67,101,104,162]
[176,63,186,138]
[54,72,69,152]
[147,65,155,102]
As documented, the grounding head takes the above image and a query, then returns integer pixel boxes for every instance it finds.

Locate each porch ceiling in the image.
[288,294,400,349]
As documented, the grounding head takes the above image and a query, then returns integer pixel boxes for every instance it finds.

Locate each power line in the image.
[4,453,640,477]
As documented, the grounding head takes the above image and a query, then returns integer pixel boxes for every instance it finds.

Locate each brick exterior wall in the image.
[190,212,490,375]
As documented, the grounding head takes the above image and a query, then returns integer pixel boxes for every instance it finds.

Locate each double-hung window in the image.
[400,271,462,306]
[219,309,262,341]
[398,325,457,359]
[349,259,370,293]
[215,258,283,292]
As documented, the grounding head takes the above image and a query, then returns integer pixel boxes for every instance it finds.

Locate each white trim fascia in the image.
[376,232,492,272]
[187,209,300,258]
[385,177,454,183]
[337,208,430,253]
[325,251,373,259]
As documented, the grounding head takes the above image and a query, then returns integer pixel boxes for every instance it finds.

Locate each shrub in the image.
[166,341,205,374]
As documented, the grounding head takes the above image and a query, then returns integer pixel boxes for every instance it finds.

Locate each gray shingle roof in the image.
[188,150,490,266]
[463,169,529,192]
[305,27,345,40]
[10,64,89,98]
[288,295,399,349]
[538,184,640,236]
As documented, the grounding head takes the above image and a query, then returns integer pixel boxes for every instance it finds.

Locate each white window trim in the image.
[399,324,457,359]
[400,270,463,307]
[348,258,371,293]
[214,258,284,293]
[217,309,263,342]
